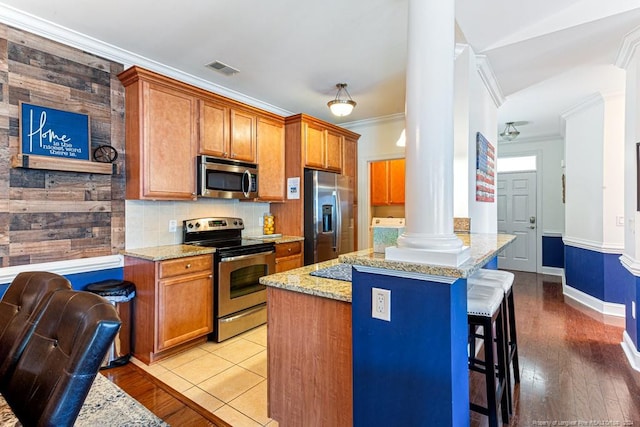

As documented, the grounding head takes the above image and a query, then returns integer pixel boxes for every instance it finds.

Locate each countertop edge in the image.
[121,244,216,261]
[261,233,517,302]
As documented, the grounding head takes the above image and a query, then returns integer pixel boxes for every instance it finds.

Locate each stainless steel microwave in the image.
[197,156,258,199]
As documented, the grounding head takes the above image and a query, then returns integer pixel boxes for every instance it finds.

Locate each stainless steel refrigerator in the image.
[304,169,354,265]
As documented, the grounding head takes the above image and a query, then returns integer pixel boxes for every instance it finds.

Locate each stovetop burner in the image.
[183,217,275,256]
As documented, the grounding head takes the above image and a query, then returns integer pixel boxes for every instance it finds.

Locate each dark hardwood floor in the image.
[471,271,640,426]
[100,362,230,426]
[102,271,640,426]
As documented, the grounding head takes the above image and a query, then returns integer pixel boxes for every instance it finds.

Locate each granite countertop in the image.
[121,244,215,261]
[260,258,353,302]
[121,235,303,261]
[260,233,516,302]
[340,233,515,278]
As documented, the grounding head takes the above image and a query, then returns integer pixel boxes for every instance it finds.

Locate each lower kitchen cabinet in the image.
[275,240,303,273]
[125,254,213,364]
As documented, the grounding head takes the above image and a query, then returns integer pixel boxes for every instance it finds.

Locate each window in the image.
[497,155,537,172]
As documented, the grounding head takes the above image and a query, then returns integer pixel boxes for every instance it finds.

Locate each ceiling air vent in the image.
[206,60,240,76]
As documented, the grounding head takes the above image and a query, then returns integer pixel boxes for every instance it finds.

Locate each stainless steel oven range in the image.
[183,217,275,342]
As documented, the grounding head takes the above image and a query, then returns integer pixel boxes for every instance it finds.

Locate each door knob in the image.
[529,226,535,229]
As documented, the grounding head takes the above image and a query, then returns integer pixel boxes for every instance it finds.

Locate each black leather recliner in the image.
[0,271,72,383]
[0,289,121,427]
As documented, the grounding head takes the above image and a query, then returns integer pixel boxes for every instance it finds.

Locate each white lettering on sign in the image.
[28,110,72,152]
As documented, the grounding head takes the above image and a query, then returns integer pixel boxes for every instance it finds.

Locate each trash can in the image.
[86,279,135,368]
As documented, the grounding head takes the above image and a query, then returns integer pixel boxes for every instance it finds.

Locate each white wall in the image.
[453,46,471,218]
[466,51,498,233]
[602,94,626,250]
[498,137,565,235]
[624,56,640,260]
[125,199,270,249]
[562,93,625,250]
[563,95,606,246]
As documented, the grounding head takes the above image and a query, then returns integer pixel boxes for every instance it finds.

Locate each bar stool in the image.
[467,283,509,427]
[468,270,519,387]
[468,269,518,421]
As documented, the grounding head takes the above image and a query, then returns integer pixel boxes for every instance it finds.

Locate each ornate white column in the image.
[386,0,470,266]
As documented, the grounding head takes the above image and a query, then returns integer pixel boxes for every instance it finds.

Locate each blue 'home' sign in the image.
[20,102,90,160]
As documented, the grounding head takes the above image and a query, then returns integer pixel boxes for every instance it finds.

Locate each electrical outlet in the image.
[372,288,391,321]
[168,220,177,232]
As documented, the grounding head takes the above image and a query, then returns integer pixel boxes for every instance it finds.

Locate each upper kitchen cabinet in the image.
[289,114,346,173]
[199,99,257,163]
[119,66,197,200]
[256,116,285,201]
[342,136,358,202]
[371,158,405,206]
[269,114,359,238]
[119,66,286,201]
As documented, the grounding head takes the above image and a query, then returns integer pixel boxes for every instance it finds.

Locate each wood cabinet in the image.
[199,99,257,163]
[119,66,284,201]
[256,117,285,201]
[275,240,302,273]
[268,287,352,426]
[125,254,213,364]
[119,67,198,200]
[302,117,343,173]
[371,158,405,206]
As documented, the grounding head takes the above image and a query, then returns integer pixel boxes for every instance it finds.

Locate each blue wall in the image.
[564,245,625,304]
[0,267,124,298]
[352,268,468,426]
[542,235,564,268]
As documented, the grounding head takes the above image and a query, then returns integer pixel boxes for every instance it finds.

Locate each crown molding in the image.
[498,132,564,145]
[340,112,406,130]
[0,3,293,117]
[475,54,505,108]
[615,25,640,69]
[560,93,604,119]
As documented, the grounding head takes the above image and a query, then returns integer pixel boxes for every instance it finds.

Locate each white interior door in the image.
[497,171,537,272]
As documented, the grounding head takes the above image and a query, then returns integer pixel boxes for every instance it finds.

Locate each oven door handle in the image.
[219,250,275,263]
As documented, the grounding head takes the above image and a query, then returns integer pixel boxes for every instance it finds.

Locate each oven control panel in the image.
[184,217,244,233]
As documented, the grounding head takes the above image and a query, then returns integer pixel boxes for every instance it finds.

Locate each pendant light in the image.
[327,83,356,117]
[499,122,520,141]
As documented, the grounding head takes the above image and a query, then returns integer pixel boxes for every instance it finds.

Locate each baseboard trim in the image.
[541,266,564,276]
[562,282,625,318]
[622,331,640,372]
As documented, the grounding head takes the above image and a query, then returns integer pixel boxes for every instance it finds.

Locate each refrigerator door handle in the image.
[333,191,340,253]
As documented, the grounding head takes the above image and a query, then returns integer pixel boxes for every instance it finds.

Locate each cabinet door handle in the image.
[185,263,191,269]
[208,274,213,279]
[288,248,292,253]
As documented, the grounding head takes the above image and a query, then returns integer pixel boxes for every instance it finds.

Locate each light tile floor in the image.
[131,325,278,427]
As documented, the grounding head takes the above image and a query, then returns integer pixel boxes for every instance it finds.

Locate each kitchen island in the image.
[260,233,516,427]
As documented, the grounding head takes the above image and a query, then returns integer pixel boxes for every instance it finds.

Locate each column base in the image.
[385,245,471,267]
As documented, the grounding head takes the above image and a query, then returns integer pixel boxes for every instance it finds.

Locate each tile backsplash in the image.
[125,199,271,249]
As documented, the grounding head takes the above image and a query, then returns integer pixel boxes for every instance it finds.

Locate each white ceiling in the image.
[1,0,639,141]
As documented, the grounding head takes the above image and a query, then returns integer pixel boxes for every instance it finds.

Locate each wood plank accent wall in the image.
[0,24,125,267]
